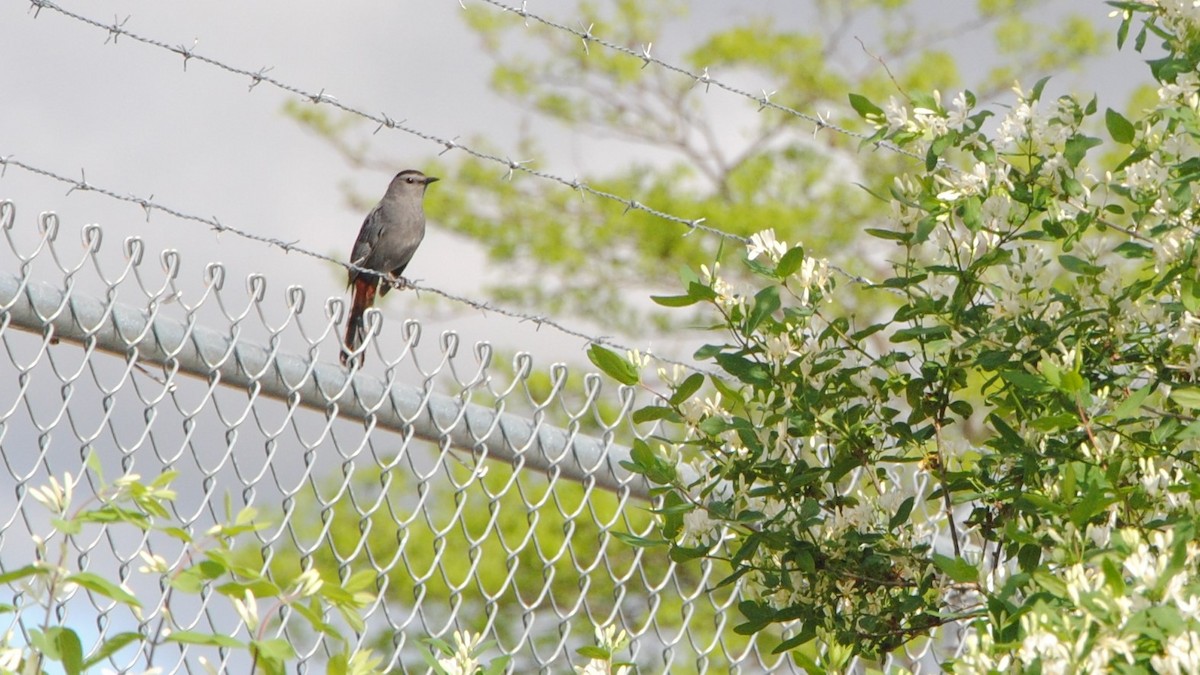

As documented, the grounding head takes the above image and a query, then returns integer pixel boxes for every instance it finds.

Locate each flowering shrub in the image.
[2,453,379,675]
[603,1,1200,669]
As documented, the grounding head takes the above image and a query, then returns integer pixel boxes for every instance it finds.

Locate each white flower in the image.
[1123,158,1169,195]
[747,229,788,263]
[625,349,652,369]
[231,589,260,632]
[576,660,630,675]
[913,99,948,137]
[293,568,324,598]
[1152,630,1200,675]
[935,162,988,202]
[764,333,801,365]
[137,550,170,575]
[435,631,485,675]
[29,472,76,515]
[883,96,913,133]
[794,256,830,305]
[678,507,721,547]
[1017,613,1070,672]
[0,639,21,673]
[947,91,971,131]
[1124,540,1167,590]
[594,623,628,652]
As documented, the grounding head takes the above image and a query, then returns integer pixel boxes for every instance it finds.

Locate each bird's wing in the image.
[347,206,383,285]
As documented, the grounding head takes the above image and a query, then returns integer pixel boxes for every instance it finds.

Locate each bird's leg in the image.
[386,273,410,291]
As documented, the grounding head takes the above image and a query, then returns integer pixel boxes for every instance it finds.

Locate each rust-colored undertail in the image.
[341,276,378,367]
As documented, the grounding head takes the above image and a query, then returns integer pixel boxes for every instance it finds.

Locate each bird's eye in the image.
[406,177,415,183]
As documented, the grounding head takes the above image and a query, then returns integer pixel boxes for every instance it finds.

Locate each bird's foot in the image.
[387,274,415,291]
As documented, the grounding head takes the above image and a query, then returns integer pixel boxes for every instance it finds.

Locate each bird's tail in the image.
[341,277,377,367]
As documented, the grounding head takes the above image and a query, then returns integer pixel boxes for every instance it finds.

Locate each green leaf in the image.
[1033,569,1068,598]
[623,438,676,485]
[1109,383,1154,420]
[888,496,915,529]
[1017,544,1040,573]
[1184,278,1200,314]
[668,373,704,406]
[482,656,512,675]
[1058,254,1104,276]
[587,344,639,386]
[342,568,377,594]
[999,369,1053,393]
[890,325,951,343]
[56,627,84,675]
[932,553,978,583]
[1105,108,1135,144]
[215,579,281,599]
[1030,76,1052,102]
[0,564,40,585]
[1115,146,1151,171]
[865,227,911,242]
[1115,9,1131,49]
[252,638,297,669]
[1170,387,1200,410]
[746,285,781,333]
[67,572,140,606]
[651,293,700,307]
[960,196,982,230]
[772,630,816,654]
[631,406,676,424]
[299,598,346,639]
[1063,134,1103,167]
[848,93,884,119]
[83,632,143,669]
[714,353,771,387]
[167,630,245,648]
[775,246,806,277]
[171,559,226,593]
[1101,557,1126,595]
[1113,241,1152,258]
[611,531,668,547]
[327,652,348,675]
[576,646,610,659]
[1030,413,1079,432]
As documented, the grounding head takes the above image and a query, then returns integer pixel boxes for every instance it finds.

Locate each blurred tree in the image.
[289,0,1100,333]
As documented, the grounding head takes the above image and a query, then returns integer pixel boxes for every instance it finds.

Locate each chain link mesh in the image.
[0,200,852,673]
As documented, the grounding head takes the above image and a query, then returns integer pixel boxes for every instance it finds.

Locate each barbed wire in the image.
[472,0,927,166]
[24,0,750,246]
[0,153,717,377]
[22,0,882,288]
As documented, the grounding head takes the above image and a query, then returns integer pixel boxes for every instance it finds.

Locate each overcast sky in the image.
[0,0,1139,369]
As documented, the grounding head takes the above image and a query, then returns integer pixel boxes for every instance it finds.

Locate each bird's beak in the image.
[425,176,440,185]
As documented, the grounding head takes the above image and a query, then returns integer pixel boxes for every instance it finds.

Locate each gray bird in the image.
[342,168,438,366]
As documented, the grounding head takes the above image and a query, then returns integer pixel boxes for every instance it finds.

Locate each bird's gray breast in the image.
[361,198,426,273]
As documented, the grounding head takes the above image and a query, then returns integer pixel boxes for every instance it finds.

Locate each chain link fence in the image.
[1,200,860,673]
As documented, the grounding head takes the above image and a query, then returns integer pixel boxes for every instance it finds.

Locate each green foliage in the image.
[614,2,1200,669]
[2,452,381,673]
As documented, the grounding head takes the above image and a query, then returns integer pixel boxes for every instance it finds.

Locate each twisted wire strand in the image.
[474,0,926,165]
[24,0,749,245]
[0,154,714,377]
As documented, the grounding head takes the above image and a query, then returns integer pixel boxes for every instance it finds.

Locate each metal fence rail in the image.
[0,200,830,673]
